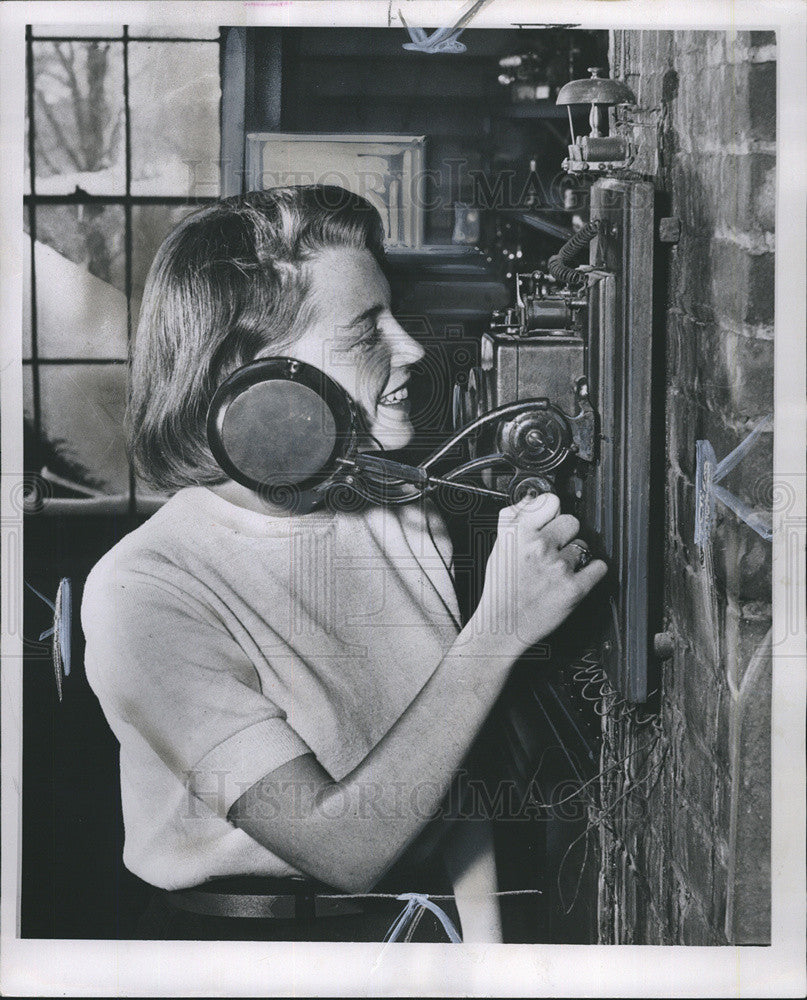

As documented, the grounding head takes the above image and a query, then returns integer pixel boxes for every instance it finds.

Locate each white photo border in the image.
[2,1,804,996]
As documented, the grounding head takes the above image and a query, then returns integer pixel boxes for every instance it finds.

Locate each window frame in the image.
[23,25,224,515]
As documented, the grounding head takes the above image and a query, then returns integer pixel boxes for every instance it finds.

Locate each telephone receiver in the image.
[206,356,593,509]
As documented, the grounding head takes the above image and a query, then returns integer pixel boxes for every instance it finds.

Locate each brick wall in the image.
[597,30,775,945]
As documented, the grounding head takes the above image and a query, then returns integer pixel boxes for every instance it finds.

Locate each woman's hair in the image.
[129,185,386,492]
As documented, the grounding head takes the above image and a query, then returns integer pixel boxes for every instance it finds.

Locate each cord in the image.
[547,219,604,289]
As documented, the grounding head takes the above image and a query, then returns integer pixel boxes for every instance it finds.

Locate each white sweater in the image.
[81,486,462,891]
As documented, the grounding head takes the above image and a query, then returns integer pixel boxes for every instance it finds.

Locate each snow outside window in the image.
[23,27,222,514]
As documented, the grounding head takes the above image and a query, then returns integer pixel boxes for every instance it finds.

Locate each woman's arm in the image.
[228,624,518,893]
[229,494,607,892]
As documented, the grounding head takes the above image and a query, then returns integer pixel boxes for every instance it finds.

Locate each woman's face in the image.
[279,246,425,450]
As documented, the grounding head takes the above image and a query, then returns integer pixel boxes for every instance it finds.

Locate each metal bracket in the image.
[659,217,681,243]
[24,577,72,701]
[567,395,597,463]
[694,414,773,549]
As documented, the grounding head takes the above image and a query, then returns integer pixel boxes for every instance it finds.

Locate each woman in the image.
[81,186,606,942]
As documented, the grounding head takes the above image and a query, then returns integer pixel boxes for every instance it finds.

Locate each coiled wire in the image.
[547,219,604,289]
[555,648,664,914]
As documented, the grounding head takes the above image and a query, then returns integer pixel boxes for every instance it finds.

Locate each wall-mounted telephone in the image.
[209,76,658,703]
[452,61,657,703]
[208,168,657,706]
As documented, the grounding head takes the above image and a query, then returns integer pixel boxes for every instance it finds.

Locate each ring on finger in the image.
[567,540,592,572]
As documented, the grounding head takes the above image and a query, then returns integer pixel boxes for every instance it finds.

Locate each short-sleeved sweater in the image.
[81,486,462,890]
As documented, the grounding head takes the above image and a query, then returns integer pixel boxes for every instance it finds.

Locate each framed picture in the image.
[247,132,426,246]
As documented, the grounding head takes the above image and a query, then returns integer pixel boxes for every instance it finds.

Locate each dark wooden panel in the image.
[22,512,154,938]
[586,179,656,704]
[221,28,247,197]
[280,97,502,133]
[294,59,503,100]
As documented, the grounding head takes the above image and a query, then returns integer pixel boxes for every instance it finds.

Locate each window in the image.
[24,25,222,514]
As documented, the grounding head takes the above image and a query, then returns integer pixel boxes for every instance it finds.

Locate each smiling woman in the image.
[80,185,606,942]
[257,244,425,453]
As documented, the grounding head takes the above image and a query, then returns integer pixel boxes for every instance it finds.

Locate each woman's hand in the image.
[473,492,608,656]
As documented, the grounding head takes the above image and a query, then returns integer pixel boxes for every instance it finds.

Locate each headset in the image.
[207,356,580,509]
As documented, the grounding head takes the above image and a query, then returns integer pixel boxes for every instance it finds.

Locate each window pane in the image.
[129,42,221,197]
[24,364,130,496]
[31,25,124,37]
[131,203,199,321]
[23,207,32,358]
[128,25,220,40]
[32,41,125,195]
[24,96,30,194]
[32,205,127,359]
